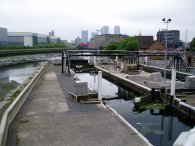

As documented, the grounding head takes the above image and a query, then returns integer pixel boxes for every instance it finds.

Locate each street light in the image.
[162,18,171,85]
[97,29,101,35]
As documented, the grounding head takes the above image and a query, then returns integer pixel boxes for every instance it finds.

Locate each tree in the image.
[118,39,128,50]
[104,36,140,51]
[104,42,119,50]
[125,37,140,51]
[117,36,140,51]
[190,38,195,51]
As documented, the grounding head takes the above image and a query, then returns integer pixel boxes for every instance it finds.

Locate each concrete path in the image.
[15,64,149,146]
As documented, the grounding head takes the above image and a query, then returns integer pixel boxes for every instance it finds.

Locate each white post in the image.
[98,71,102,101]
[116,56,119,69]
[170,69,176,96]
[94,56,96,66]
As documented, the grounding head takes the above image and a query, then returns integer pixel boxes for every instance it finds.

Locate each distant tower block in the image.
[114,26,120,34]
[49,30,55,36]
[101,26,109,34]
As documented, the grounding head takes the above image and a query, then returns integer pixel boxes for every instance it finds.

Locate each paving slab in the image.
[16,64,149,146]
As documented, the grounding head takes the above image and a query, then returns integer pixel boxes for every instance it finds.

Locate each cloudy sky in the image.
[1,0,195,42]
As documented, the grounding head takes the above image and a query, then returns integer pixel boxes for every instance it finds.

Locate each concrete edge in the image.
[0,61,49,146]
[95,66,151,93]
[103,103,153,146]
[73,68,152,145]
[140,64,192,77]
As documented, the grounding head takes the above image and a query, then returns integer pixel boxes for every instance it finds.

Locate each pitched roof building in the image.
[135,36,154,51]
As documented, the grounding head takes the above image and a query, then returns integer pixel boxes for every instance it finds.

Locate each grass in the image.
[8,89,22,101]
[19,119,29,124]
[138,102,166,110]
[131,132,138,135]
[0,43,68,50]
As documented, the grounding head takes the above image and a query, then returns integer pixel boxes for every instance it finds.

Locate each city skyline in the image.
[1,0,195,42]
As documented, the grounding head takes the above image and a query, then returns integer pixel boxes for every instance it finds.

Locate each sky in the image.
[1,0,195,42]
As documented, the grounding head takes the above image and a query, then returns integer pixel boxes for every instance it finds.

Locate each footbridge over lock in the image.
[61,49,191,74]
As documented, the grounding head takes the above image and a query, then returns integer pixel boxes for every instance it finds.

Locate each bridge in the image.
[62,49,191,74]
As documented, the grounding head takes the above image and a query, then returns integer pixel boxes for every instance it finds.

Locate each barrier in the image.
[0,61,49,146]
[95,66,151,94]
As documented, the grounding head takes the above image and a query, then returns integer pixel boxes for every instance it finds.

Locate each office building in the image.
[101,26,109,35]
[91,32,98,39]
[8,32,60,47]
[81,30,88,43]
[0,27,8,46]
[49,30,55,36]
[114,26,120,34]
[89,34,128,48]
[157,30,180,48]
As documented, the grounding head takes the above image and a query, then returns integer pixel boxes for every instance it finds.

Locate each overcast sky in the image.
[1,0,195,42]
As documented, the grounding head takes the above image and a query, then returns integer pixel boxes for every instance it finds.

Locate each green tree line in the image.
[104,36,140,51]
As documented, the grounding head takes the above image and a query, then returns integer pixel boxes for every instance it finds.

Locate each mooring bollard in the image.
[94,56,96,66]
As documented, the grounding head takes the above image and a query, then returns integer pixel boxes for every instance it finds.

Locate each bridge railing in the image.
[65,49,181,57]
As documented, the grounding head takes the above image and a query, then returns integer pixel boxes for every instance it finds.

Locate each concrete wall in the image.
[163,95,195,120]
[95,66,151,94]
[140,64,192,80]
[0,61,49,146]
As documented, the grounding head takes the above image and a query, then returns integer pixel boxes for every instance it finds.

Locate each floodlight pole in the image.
[162,18,171,85]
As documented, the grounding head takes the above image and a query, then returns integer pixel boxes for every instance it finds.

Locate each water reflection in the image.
[76,73,194,146]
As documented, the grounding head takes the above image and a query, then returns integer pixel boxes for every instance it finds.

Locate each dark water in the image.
[76,73,194,146]
[0,62,42,84]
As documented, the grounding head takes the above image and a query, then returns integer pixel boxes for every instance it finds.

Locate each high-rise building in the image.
[91,32,98,39]
[101,26,109,35]
[81,30,88,43]
[49,30,55,36]
[114,26,120,34]
[157,30,180,48]
[0,27,8,46]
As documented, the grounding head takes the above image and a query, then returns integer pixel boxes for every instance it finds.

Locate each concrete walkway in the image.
[14,64,150,146]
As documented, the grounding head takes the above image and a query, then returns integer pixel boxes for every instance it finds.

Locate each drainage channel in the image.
[76,72,195,146]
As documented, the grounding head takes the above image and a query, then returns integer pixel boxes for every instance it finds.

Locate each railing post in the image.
[68,52,70,75]
[62,52,64,74]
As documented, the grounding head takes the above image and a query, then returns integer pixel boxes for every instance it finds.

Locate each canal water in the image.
[0,53,61,67]
[76,73,195,146]
[0,62,43,84]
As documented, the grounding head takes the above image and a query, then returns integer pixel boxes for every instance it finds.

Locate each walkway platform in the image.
[11,64,150,146]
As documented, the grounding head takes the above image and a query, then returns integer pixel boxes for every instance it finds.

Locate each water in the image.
[76,73,194,146]
[0,62,42,84]
[0,53,61,83]
[0,53,61,67]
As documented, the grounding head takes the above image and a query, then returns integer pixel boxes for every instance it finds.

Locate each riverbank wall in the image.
[0,61,49,146]
[140,64,192,80]
[95,66,151,95]
[95,65,195,121]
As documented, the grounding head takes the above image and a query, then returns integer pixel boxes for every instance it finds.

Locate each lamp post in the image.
[162,18,171,84]
[97,29,102,35]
